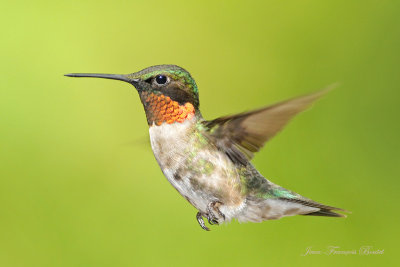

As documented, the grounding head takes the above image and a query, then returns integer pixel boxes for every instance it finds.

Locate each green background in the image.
[1,0,398,266]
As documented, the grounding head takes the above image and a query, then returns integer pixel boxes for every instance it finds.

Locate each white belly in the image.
[148,119,245,219]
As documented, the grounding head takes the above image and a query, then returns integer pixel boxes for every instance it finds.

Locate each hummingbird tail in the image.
[280,196,350,218]
[236,195,349,223]
[302,208,347,218]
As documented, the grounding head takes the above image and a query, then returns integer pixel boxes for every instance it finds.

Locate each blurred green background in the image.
[1,0,398,266]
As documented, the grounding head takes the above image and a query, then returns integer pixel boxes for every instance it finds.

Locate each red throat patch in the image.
[140,92,195,126]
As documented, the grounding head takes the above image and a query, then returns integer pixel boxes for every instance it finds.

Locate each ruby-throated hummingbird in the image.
[66,65,348,231]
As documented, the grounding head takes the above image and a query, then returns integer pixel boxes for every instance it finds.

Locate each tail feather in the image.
[280,197,350,218]
[302,208,347,218]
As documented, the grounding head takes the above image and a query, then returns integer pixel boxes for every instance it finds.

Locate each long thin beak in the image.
[64,73,138,83]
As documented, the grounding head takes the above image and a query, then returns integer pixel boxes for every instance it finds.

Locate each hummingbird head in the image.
[66,65,200,126]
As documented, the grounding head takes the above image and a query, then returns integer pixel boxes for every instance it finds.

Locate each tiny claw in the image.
[196,212,210,231]
[207,215,219,225]
[207,201,225,223]
[218,209,225,220]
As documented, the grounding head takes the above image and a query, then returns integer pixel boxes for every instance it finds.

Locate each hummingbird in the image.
[65,65,348,231]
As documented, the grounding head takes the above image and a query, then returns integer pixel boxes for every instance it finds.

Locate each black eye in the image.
[155,75,167,85]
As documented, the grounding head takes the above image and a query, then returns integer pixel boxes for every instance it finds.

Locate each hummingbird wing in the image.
[203,86,334,165]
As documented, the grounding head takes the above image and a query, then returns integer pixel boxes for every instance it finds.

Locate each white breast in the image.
[148,119,245,220]
[149,119,207,210]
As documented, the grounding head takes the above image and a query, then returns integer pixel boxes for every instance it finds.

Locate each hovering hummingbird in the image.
[66,65,348,231]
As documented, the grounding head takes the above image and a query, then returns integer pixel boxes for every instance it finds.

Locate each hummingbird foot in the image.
[196,212,210,231]
[206,201,225,225]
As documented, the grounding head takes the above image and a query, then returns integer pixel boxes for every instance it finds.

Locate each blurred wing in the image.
[203,86,334,165]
